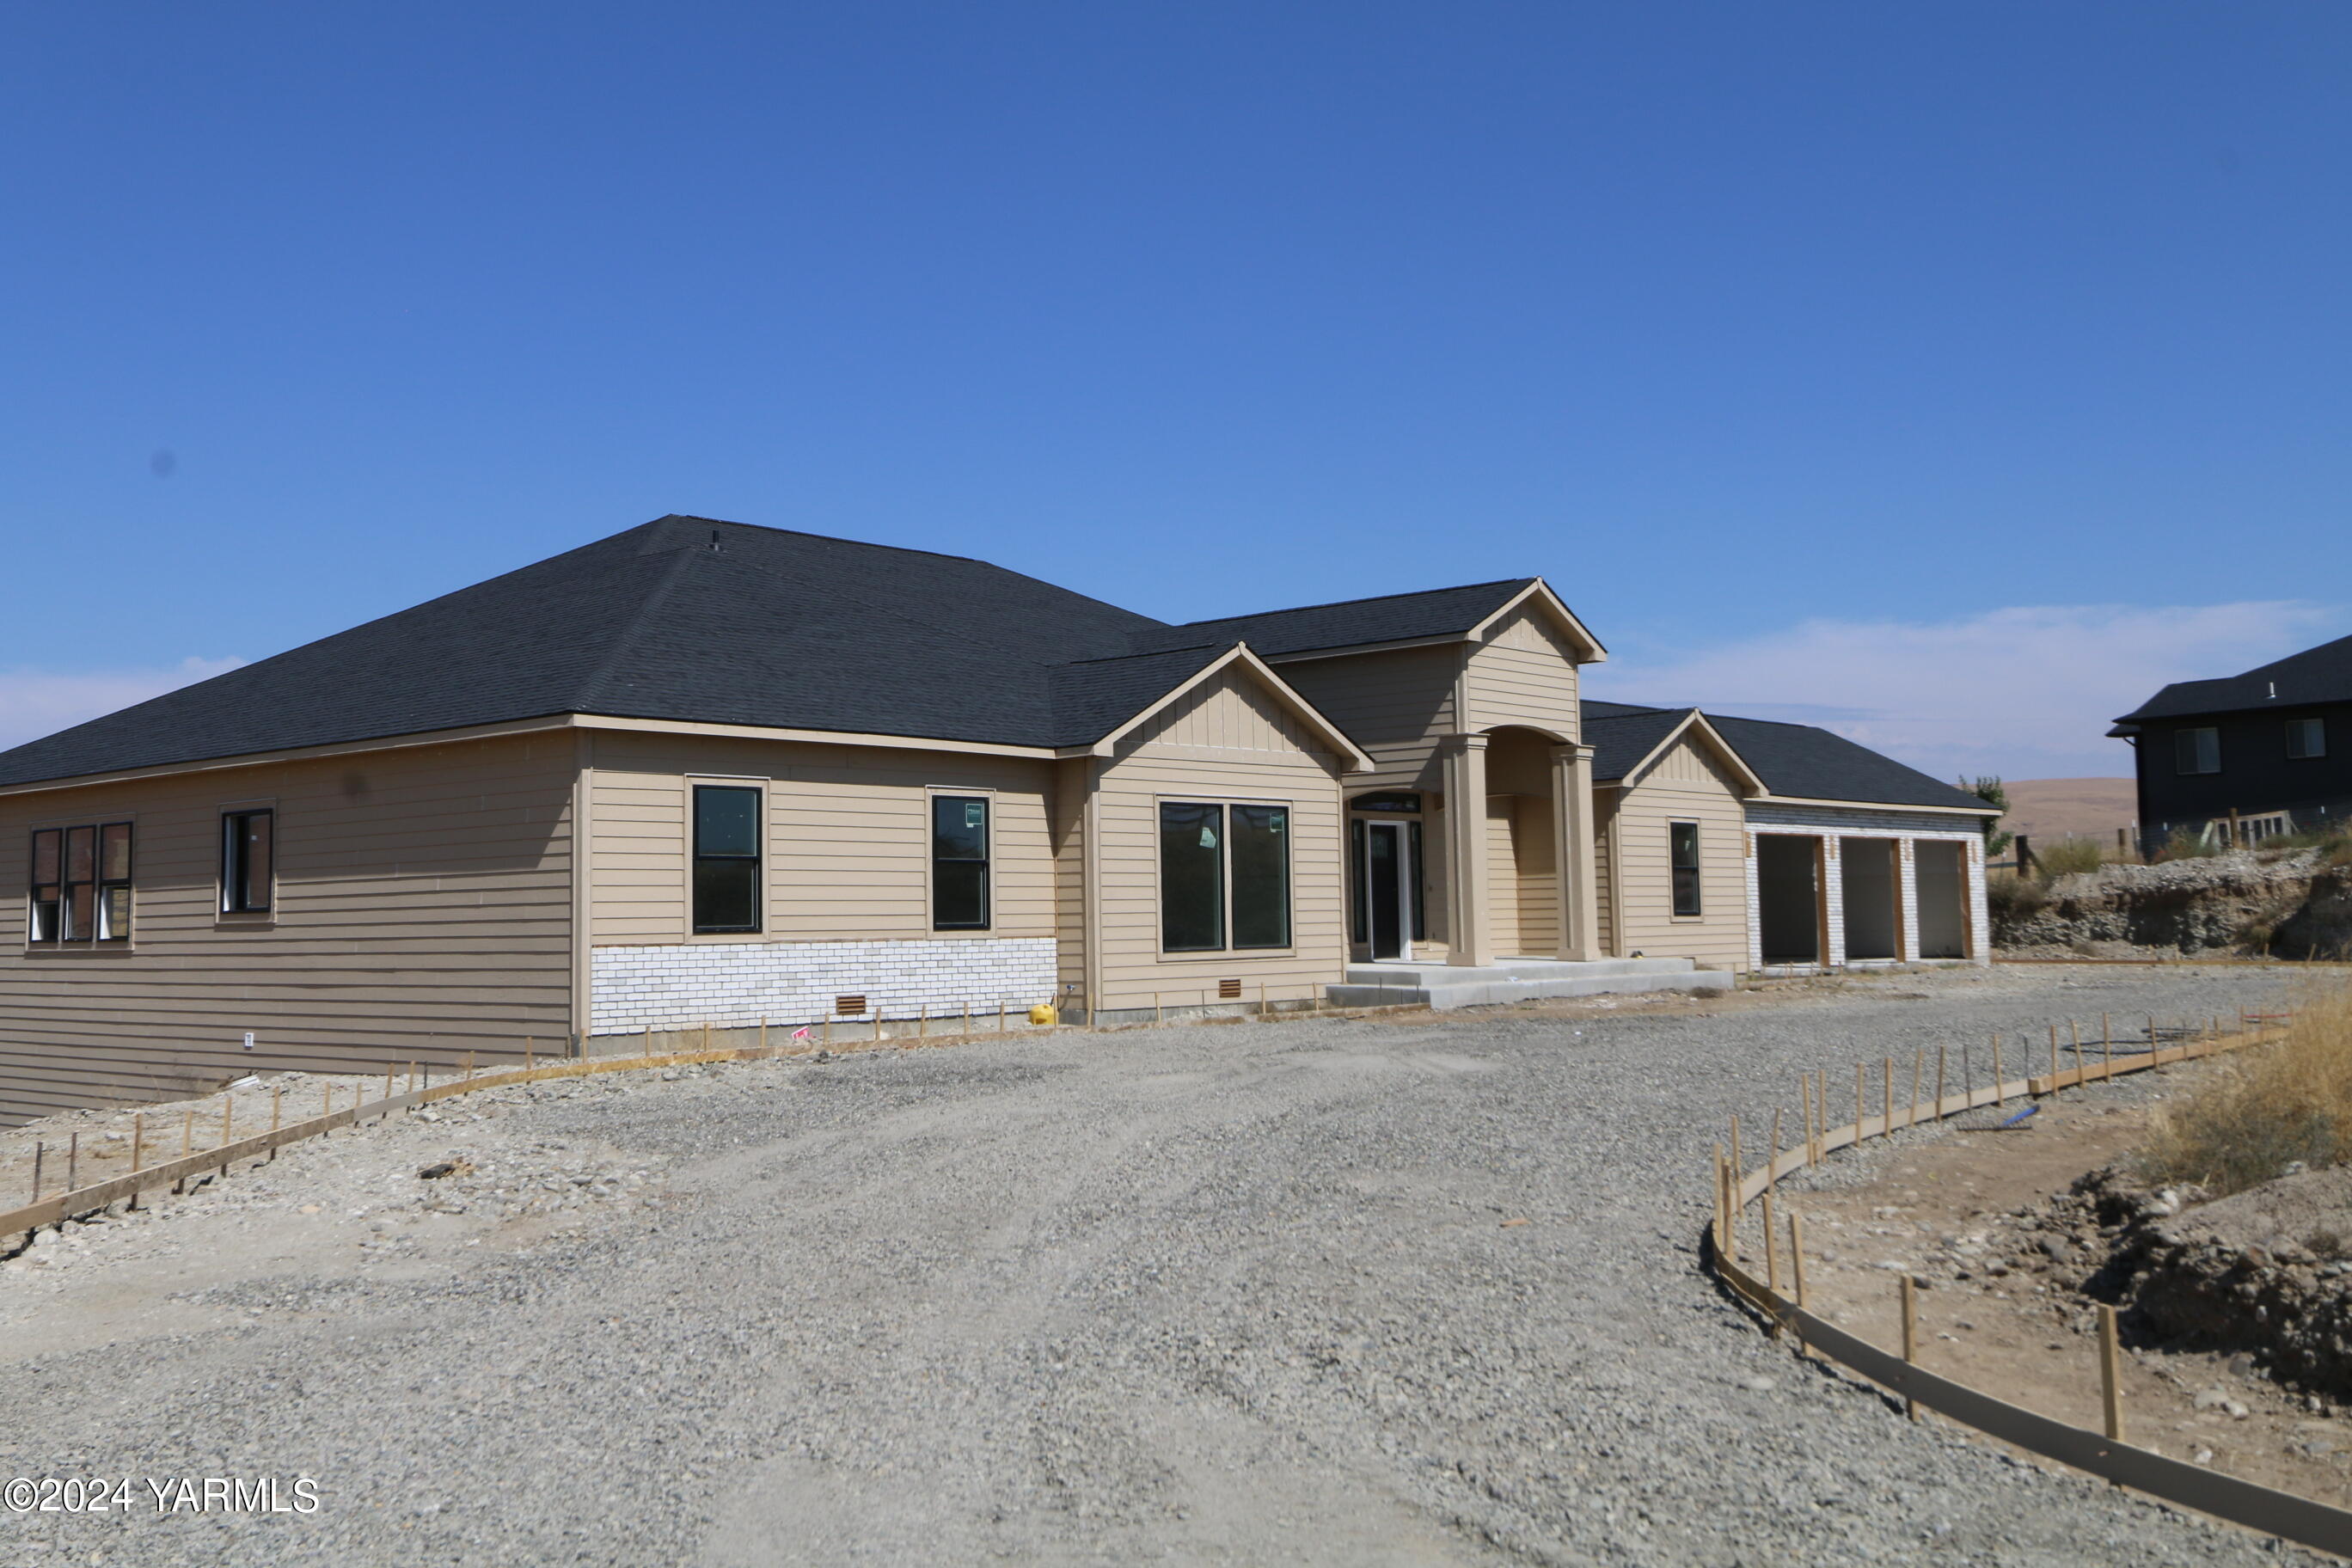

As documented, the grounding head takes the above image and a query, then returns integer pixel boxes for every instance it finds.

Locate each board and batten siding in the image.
[1601,732,1749,968]
[0,732,576,1126]
[585,731,1057,946]
[1462,606,1581,738]
[1091,668,1349,1012]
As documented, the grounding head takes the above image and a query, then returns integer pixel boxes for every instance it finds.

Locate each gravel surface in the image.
[0,963,2328,1565]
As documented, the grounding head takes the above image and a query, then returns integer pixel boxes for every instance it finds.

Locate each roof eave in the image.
[1465,579,1608,664]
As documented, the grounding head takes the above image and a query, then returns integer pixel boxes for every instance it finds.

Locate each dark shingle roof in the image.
[1578,701,1990,812]
[1582,707,1694,781]
[1703,715,1991,811]
[2115,631,2352,724]
[0,517,1171,786]
[1134,580,1539,659]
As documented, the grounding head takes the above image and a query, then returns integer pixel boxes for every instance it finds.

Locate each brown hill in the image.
[1999,777,2137,843]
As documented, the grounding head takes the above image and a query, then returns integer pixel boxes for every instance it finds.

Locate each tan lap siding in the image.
[0,732,576,1125]
[1093,670,1348,1011]
[1513,795,1560,954]
[1277,645,1460,792]
[1608,735,1749,968]
[586,732,1057,944]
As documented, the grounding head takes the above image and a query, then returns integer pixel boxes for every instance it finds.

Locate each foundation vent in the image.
[1218,978,1243,1000]
[834,995,867,1016]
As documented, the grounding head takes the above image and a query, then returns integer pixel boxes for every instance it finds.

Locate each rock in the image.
[2039,1237,2074,1264]
[2193,1388,2230,1411]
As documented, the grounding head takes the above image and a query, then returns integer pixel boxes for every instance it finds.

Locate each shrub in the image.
[2157,827,2223,862]
[2137,982,2352,1196]
[1986,873,2048,924]
[2032,836,2104,879]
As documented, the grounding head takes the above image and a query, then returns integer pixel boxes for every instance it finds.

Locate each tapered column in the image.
[1442,734,1493,966]
[1552,743,1602,961]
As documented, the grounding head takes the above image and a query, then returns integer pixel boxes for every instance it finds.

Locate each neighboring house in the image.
[0,516,1994,1124]
[2111,632,2352,852]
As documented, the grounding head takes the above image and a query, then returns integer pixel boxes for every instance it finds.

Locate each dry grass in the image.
[2137,982,2352,1196]
[2030,836,2105,879]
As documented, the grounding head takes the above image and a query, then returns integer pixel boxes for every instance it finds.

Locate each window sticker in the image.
[965,802,986,828]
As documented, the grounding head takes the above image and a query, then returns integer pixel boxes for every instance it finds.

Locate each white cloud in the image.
[1583,603,2349,782]
[0,657,246,751]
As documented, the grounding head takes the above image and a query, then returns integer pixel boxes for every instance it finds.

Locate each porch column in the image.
[1442,734,1493,966]
[1551,743,1602,962]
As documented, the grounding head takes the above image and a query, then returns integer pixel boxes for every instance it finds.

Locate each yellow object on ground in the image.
[1028,1004,1057,1026]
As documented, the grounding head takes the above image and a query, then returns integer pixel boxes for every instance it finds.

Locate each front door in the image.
[1362,820,1412,960]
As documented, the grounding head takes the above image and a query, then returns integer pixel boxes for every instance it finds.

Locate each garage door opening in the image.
[1841,838,1901,961]
[1915,839,1969,959]
[1755,834,1822,965]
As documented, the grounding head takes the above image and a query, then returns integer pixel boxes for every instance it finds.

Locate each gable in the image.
[1122,667,1335,760]
[1484,604,1579,659]
[1463,605,1581,737]
[1630,732,1744,795]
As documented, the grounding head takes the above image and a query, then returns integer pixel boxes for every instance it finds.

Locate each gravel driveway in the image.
[0,964,2327,1565]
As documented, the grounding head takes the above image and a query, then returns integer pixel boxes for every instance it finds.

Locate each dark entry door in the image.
[1364,821,1406,959]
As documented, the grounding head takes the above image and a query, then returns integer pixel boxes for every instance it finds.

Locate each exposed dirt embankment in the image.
[2078,1164,2352,1402]
[1996,848,2352,959]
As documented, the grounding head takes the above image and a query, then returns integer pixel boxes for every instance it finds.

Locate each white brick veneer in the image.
[1741,804,1991,970]
[591,938,1059,1035]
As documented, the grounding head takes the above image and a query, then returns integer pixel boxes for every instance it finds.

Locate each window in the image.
[2288,718,2327,760]
[221,810,273,914]
[691,786,761,934]
[30,822,132,943]
[2175,726,2220,775]
[1670,821,1702,917]
[931,794,990,930]
[1160,801,1290,952]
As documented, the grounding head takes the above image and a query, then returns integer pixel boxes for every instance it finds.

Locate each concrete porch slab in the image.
[1326,956,1733,1011]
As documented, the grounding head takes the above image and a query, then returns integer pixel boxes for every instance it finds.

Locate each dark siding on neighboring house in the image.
[2132,701,2352,846]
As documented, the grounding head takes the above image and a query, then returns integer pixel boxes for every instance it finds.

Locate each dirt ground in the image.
[1782,1057,2351,1505]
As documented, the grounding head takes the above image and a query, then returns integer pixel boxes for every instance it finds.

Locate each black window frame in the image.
[1669,820,1702,918]
[690,784,763,935]
[2288,717,2327,760]
[29,820,134,945]
[1160,800,1292,954]
[221,809,274,915]
[2175,726,2220,776]
[930,793,992,932]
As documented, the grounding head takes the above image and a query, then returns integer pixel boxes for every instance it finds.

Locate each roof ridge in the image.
[1054,642,1228,669]
[653,513,1000,569]
[1174,578,1533,628]
[569,543,709,714]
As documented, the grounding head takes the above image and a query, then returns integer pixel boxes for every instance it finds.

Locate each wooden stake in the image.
[181,1109,193,1156]
[1992,1037,2004,1106]
[1963,1040,1971,1110]
[1801,1073,1816,1164]
[2098,1303,2125,1442]
[67,1130,77,1191]
[272,1087,282,1131]
[919,1001,928,1039]
[2050,1026,2061,1089]
[1730,1113,1742,1190]
[2102,1020,2111,1081]
[524,1039,532,1074]
[466,1050,475,1080]
[1935,1047,1946,1119]
[1882,1057,1893,1139]
[221,1093,231,1148]
[822,1014,830,1047]
[131,1113,144,1173]
[1721,1155,1738,1264]
[998,1000,1007,1033]
[1854,1063,1865,1137]
[963,1000,971,1036]
[1154,992,1162,1026]
[1900,1275,1920,1420]
[760,1019,768,1052]
[1790,1210,1810,1355]
[1910,1050,1925,1128]
[1761,1191,1780,1308]
[29,1142,40,1203]
[1768,1106,1782,1194]
[1712,1145,1727,1239]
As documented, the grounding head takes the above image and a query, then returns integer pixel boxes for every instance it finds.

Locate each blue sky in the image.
[5,3,2349,778]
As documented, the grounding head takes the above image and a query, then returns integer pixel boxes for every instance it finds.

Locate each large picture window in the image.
[692,786,762,934]
[1160,801,1289,952]
[32,822,133,943]
[1669,821,1701,917]
[221,810,273,914]
[2175,726,2220,775]
[932,794,990,930]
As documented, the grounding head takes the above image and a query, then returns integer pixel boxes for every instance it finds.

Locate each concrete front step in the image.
[1329,956,1731,1011]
